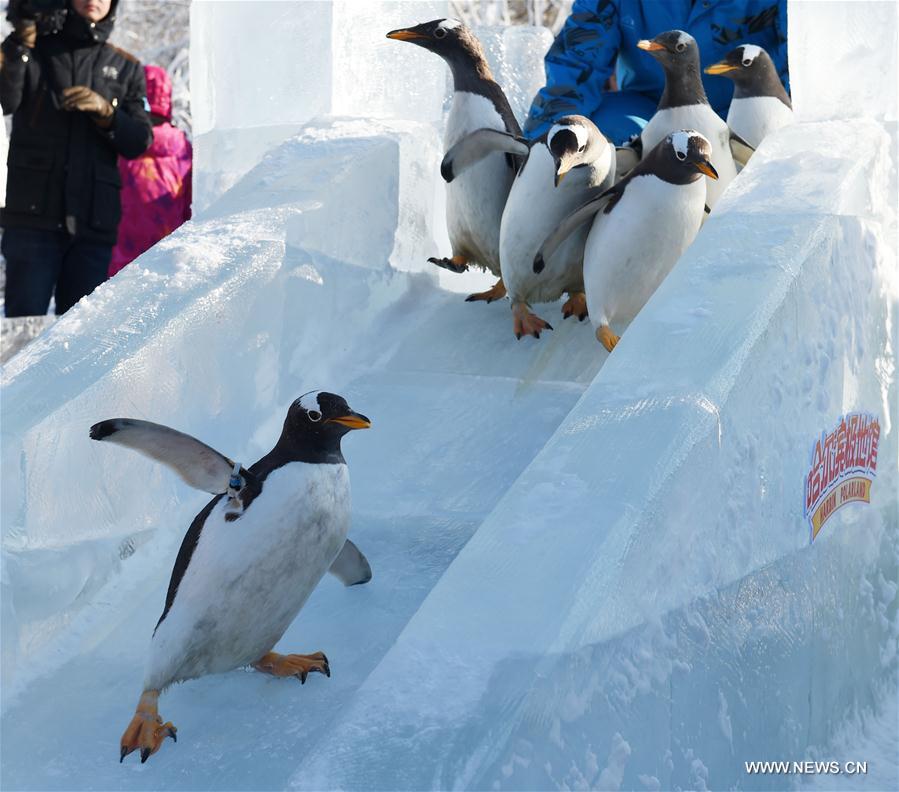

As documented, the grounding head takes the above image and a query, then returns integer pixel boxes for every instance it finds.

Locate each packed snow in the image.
[1,1,896,790]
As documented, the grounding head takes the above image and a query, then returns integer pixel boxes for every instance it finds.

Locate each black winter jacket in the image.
[0,3,153,245]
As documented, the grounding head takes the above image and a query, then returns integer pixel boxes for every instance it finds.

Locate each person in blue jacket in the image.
[525,0,789,145]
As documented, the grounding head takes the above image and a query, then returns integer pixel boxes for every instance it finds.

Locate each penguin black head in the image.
[386,19,487,70]
[705,44,773,84]
[655,130,719,184]
[546,115,608,187]
[637,30,700,69]
[705,45,790,104]
[278,392,370,461]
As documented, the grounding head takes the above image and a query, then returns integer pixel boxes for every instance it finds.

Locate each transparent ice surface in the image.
[191,0,449,213]
[789,0,898,123]
[475,24,554,125]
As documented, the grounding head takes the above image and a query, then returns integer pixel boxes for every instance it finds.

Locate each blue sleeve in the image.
[523,0,622,139]
[774,0,790,95]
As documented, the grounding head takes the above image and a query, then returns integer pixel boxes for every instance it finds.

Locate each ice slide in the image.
[1,2,896,790]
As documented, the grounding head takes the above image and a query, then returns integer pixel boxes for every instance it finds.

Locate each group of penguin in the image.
[92,18,792,766]
[388,19,793,350]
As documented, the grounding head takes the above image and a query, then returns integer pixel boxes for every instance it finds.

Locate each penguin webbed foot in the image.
[596,325,620,352]
[428,255,469,274]
[252,651,331,684]
[561,292,588,322]
[512,304,553,340]
[465,277,506,304]
[119,690,177,764]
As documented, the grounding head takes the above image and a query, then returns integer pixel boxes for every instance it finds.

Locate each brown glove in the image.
[13,20,37,49]
[61,85,115,128]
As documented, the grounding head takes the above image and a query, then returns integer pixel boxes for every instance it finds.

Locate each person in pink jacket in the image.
[109,64,192,276]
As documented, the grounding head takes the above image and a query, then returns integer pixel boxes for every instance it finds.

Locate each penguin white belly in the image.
[584,176,705,327]
[444,91,513,274]
[727,96,794,149]
[144,462,350,690]
[641,105,736,208]
[501,144,607,304]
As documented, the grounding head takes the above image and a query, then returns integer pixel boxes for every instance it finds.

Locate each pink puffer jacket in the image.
[109,65,192,276]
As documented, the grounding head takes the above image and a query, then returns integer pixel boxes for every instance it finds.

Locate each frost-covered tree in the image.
[451,0,574,32]
[109,0,191,134]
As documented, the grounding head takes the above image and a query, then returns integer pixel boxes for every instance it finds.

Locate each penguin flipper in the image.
[729,132,755,169]
[441,128,528,183]
[328,539,372,586]
[90,418,237,495]
[614,145,641,178]
[533,190,617,274]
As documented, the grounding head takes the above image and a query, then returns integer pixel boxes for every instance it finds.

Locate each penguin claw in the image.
[465,278,506,304]
[596,325,620,352]
[512,305,552,340]
[119,691,175,764]
[428,255,469,274]
[561,293,588,323]
[253,651,331,685]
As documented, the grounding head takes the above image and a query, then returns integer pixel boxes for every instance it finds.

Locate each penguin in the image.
[387,19,526,304]
[497,115,615,339]
[533,130,717,352]
[637,31,736,210]
[705,44,793,166]
[91,392,372,763]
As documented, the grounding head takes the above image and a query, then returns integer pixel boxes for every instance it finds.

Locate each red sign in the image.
[805,413,879,540]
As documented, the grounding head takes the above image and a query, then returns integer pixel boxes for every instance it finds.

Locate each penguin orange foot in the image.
[597,325,620,352]
[512,303,553,340]
[120,690,177,764]
[561,292,588,321]
[465,278,506,303]
[428,254,468,274]
[252,651,331,684]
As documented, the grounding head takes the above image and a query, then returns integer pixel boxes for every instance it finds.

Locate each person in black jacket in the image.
[0,0,153,317]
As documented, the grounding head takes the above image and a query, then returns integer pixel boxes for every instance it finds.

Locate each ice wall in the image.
[472,25,553,124]
[789,0,898,123]
[191,0,448,212]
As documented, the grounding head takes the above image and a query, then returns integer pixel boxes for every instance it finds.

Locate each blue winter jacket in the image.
[525,0,789,139]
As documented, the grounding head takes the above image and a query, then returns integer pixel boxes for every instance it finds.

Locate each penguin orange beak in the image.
[694,160,719,179]
[554,157,574,187]
[637,40,666,52]
[386,29,428,42]
[705,62,737,75]
[328,413,372,430]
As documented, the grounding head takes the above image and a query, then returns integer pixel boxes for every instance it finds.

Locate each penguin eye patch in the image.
[434,26,447,39]
[675,150,687,161]
[307,410,323,422]
[675,42,686,53]
[742,58,752,67]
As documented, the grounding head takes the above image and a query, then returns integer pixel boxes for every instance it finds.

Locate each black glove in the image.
[61,85,115,128]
